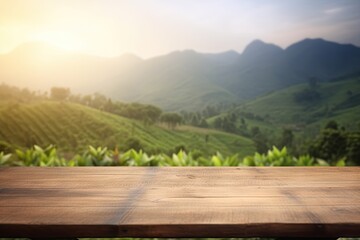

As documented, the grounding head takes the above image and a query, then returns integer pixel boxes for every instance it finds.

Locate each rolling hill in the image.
[1,38,360,111]
[204,74,360,159]
[242,75,360,127]
[0,100,255,157]
[208,74,360,139]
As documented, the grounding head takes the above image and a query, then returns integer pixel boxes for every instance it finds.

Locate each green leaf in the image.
[15,150,25,160]
[88,146,97,156]
[0,153,12,165]
[316,159,329,166]
[243,156,255,166]
[211,156,222,166]
[34,145,43,152]
[335,157,346,167]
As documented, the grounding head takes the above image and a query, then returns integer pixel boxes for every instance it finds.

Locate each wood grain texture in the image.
[0,167,359,238]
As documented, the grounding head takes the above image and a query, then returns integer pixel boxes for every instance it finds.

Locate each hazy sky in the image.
[1,0,360,58]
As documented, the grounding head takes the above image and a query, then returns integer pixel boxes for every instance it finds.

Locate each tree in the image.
[205,134,210,143]
[239,117,247,132]
[124,137,143,151]
[191,114,199,126]
[119,103,162,125]
[347,132,360,165]
[82,94,92,106]
[203,105,217,118]
[214,118,223,129]
[160,113,182,129]
[250,126,261,137]
[104,99,114,113]
[279,129,294,148]
[222,117,236,133]
[325,120,339,130]
[240,117,246,125]
[91,93,107,109]
[50,87,70,101]
[293,88,320,103]
[142,105,162,125]
[309,128,347,163]
[252,133,269,154]
[199,119,209,128]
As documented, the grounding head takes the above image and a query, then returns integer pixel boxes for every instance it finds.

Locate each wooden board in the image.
[0,167,359,238]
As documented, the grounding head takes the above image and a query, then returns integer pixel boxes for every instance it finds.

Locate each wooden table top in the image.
[0,167,359,238]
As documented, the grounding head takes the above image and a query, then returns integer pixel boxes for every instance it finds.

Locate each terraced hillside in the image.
[0,101,255,157]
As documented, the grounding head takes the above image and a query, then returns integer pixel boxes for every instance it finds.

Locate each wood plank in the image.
[0,167,359,238]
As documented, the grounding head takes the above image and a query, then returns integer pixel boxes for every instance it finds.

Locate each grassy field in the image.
[0,100,255,157]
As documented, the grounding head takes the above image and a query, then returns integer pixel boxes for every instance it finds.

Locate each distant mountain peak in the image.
[247,39,266,46]
[241,39,283,59]
[165,49,200,60]
[286,38,360,53]
[182,49,197,54]
[119,53,142,61]
[290,38,331,47]
[301,37,326,42]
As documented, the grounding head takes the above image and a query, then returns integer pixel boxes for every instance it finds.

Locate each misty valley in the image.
[1,38,360,167]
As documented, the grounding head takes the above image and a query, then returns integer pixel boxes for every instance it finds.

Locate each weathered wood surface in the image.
[0,167,359,238]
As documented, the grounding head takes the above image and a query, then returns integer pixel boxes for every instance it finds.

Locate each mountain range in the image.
[1,38,360,111]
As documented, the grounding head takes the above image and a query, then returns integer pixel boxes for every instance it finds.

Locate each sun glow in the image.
[0,0,359,58]
[30,31,84,52]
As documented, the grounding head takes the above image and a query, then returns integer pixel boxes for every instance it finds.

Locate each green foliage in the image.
[74,146,113,166]
[0,141,13,153]
[325,120,339,130]
[211,152,240,166]
[120,149,159,166]
[309,124,360,165]
[160,112,183,129]
[296,154,315,166]
[123,137,143,151]
[0,152,12,165]
[241,146,336,167]
[346,132,360,165]
[115,102,163,125]
[293,88,321,104]
[14,145,67,166]
[213,115,237,133]
[242,146,294,166]
[0,83,46,102]
[0,145,348,167]
[173,144,187,154]
[279,129,294,148]
[163,151,198,166]
[335,157,347,167]
[50,87,71,101]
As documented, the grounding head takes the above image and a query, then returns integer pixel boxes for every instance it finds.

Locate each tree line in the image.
[0,84,183,129]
